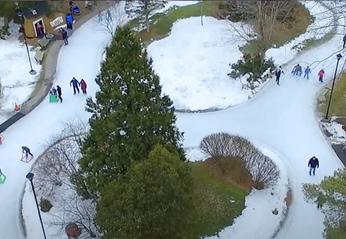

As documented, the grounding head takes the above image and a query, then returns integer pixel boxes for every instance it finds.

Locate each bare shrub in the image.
[200,133,279,189]
[31,123,99,238]
[200,132,234,158]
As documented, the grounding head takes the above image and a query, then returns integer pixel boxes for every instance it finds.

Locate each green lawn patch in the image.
[189,160,248,237]
[129,1,222,44]
[320,73,346,117]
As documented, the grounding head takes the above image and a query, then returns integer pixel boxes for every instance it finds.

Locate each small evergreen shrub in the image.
[39,198,53,212]
[229,54,274,83]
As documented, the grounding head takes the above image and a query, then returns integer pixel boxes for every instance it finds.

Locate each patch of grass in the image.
[242,2,311,56]
[320,73,346,117]
[130,1,222,44]
[189,158,248,237]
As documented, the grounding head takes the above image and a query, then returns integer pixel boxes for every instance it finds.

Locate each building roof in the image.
[21,1,49,19]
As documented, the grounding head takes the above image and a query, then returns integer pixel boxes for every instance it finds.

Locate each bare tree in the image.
[98,1,126,37]
[225,0,297,54]
[125,0,167,32]
[32,123,99,238]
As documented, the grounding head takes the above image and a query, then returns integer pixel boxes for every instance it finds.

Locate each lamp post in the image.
[15,8,36,75]
[26,172,47,239]
[325,53,342,120]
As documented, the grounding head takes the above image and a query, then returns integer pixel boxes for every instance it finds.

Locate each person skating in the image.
[291,64,299,75]
[0,133,3,145]
[80,79,87,94]
[318,69,325,82]
[297,64,302,77]
[70,77,80,94]
[61,28,68,45]
[343,33,346,49]
[22,146,33,159]
[56,85,63,102]
[66,13,74,30]
[304,66,311,79]
[308,156,319,176]
[275,66,284,85]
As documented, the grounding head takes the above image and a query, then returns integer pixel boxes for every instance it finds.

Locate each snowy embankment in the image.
[186,143,289,239]
[266,1,335,66]
[0,24,41,123]
[150,0,198,16]
[148,17,253,111]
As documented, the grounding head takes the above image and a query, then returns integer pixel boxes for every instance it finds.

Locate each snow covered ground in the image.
[0,23,41,123]
[322,118,346,145]
[148,17,252,111]
[0,1,345,239]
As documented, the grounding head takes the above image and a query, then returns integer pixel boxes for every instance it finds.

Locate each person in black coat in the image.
[308,156,319,176]
[56,85,63,103]
[22,146,33,159]
[275,66,284,85]
[343,33,346,49]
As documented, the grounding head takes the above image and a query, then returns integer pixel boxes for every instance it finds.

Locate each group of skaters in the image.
[274,65,326,85]
[59,1,79,45]
[49,77,88,103]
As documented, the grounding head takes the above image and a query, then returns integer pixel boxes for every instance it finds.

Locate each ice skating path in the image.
[0,5,345,239]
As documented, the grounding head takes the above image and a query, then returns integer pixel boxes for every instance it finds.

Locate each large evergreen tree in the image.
[79,27,184,194]
[96,145,193,239]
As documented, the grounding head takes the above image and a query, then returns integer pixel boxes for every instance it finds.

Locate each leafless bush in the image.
[200,133,279,189]
[31,123,98,238]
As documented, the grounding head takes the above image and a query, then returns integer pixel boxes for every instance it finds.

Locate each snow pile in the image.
[148,17,252,111]
[0,37,41,122]
[266,1,335,66]
[322,119,346,144]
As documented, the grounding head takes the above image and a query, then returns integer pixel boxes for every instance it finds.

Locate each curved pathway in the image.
[0,3,345,239]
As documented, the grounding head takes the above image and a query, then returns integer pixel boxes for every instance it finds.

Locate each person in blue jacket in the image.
[304,66,311,79]
[66,13,74,30]
[70,77,80,94]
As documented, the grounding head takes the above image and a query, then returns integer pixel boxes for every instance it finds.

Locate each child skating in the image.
[21,146,33,162]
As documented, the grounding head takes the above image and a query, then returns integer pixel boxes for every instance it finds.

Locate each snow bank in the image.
[322,119,346,144]
[148,17,252,111]
[150,1,199,16]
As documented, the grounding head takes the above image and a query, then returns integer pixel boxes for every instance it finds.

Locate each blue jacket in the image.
[66,14,74,24]
[70,78,80,87]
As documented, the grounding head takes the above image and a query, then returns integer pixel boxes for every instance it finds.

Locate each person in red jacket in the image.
[80,79,87,94]
[318,69,325,83]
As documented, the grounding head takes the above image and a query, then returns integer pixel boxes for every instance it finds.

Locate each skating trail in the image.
[0,5,345,239]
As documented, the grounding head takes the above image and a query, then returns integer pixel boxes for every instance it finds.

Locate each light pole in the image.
[325,53,342,120]
[26,172,47,239]
[15,8,36,75]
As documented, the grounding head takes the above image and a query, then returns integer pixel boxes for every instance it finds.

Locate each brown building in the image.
[21,2,66,38]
